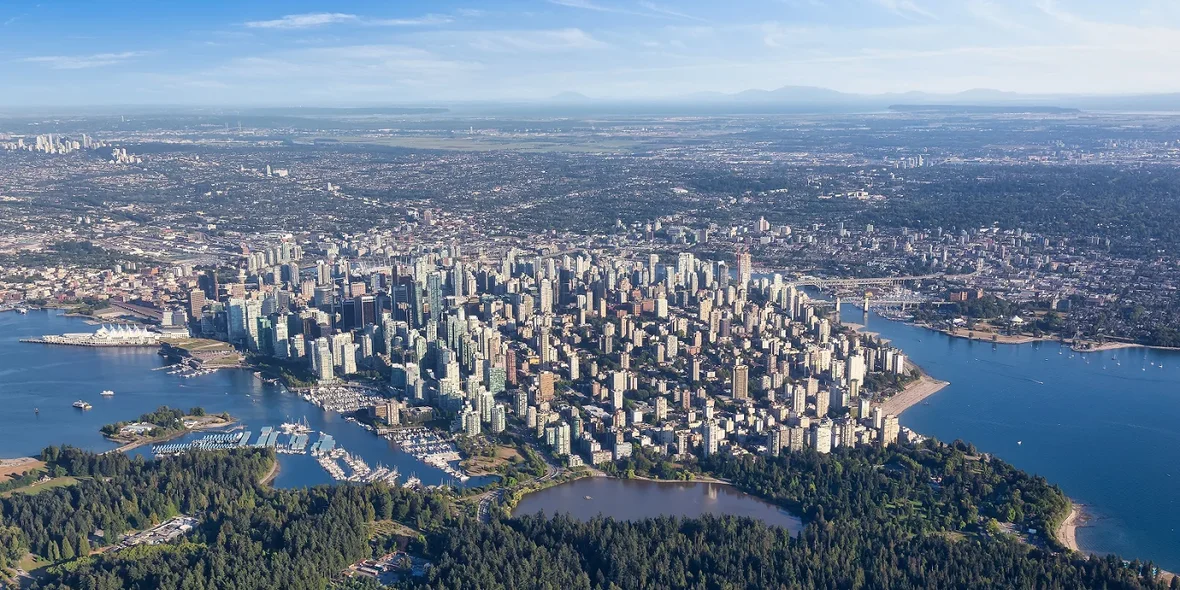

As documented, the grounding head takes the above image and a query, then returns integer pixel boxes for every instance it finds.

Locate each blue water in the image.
[0,310,493,489]
[841,305,1180,570]
[513,477,804,534]
[5,309,1179,569]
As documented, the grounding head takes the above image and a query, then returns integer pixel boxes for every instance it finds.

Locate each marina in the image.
[151,427,389,484]
[165,364,219,378]
[0,310,496,491]
[300,384,388,413]
[386,427,470,482]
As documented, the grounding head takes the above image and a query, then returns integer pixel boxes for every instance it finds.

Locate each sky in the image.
[2,0,1180,106]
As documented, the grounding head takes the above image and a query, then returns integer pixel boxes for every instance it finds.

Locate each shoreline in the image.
[916,321,1180,354]
[874,374,950,416]
[1056,502,1083,552]
[101,417,237,455]
[260,458,281,486]
[590,471,730,485]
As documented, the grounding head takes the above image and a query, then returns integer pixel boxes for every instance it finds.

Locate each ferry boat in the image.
[73,400,92,410]
[100,390,115,396]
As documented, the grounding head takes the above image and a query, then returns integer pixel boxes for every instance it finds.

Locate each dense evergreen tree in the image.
[4,444,1168,589]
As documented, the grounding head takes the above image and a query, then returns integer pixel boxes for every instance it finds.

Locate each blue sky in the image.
[2,0,1179,105]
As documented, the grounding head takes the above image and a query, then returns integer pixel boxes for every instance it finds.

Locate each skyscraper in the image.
[188,288,205,321]
[732,363,749,400]
[702,421,722,457]
[881,415,900,446]
[539,278,553,314]
[312,337,335,382]
[427,271,444,321]
[490,405,507,434]
[536,370,555,403]
[735,249,752,287]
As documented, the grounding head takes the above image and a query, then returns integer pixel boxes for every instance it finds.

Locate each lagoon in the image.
[512,477,804,533]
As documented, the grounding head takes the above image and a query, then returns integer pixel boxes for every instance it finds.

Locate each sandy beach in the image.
[875,375,950,416]
[941,326,1044,345]
[1056,503,1082,552]
[1069,341,1139,353]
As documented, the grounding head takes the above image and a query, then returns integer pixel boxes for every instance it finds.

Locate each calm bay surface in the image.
[0,310,493,489]
[841,305,1180,570]
[6,308,1179,569]
[513,477,804,533]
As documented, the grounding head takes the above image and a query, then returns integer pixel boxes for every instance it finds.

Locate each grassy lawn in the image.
[368,520,420,540]
[0,476,81,498]
[462,445,522,476]
[17,552,52,574]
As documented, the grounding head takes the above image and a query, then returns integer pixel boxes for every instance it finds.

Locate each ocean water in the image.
[4,308,1178,569]
[841,305,1180,570]
[0,310,493,489]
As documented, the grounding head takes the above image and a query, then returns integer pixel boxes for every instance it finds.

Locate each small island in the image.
[101,406,235,451]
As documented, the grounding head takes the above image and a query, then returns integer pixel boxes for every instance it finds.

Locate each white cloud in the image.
[869,0,936,20]
[638,1,707,22]
[966,0,1022,31]
[245,13,358,29]
[245,12,452,30]
[548,0,703,20]
[468,28,609,52]
[368,14,454,26]
[21,51,148,69]
[547,0,618,12]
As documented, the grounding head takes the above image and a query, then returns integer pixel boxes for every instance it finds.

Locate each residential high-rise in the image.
[227,298,247,342]
[539,278,553,314]
[813,423,832,454]
[702,421,722,457]
[477,388,495,422]
[555,421,571,456]
[427,271,445,321]
[272,316,289,358]
[536,370,555,403]
[735,249,752,287]
[790,384,806,415]
[654,396,668,422]
[732,363,749,400]
[490,405,507,434]
[312,337,335,382]
[514,389,529,418]
[815,386,830,417]
[881,415,900,446]
[567,351,580,380]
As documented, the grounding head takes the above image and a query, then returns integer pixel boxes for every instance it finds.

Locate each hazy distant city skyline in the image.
[3,0,1180,105]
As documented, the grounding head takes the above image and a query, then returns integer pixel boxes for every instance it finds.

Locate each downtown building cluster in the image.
[186,236,919,465]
